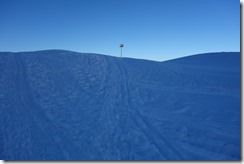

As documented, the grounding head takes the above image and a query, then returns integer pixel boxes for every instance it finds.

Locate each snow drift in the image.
[0,50,240,160]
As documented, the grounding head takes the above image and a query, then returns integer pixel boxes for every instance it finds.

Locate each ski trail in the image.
[15,54,89,159]
[97,56,121,159]
[118,59,183,160]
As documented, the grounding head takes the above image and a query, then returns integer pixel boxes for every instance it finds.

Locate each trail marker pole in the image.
[120,44,124,58]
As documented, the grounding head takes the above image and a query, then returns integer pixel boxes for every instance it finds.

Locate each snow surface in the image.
[0,50,240,160]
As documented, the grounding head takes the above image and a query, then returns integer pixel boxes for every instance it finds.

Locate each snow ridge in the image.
[0,50,240,160]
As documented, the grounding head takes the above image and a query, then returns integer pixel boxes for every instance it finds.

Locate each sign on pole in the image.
[120,44,124,58]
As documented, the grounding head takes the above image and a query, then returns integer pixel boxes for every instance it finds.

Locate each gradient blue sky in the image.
[0,0,240,61]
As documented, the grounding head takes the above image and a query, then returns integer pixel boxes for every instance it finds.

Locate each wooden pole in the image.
[120,44,124,58]
[121,47,122,58]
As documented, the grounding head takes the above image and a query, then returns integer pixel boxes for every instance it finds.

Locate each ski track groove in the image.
[16,54,71,159]
[15,54,89,159]
[118,59,183,160]
[99,56,120,159]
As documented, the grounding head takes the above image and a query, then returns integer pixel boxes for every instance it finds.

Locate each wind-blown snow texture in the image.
[0,50,240,160]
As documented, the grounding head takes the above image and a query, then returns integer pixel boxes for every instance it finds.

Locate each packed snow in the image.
[0,50,240,160]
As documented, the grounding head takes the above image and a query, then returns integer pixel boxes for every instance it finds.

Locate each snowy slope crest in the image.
[0,50,240,160]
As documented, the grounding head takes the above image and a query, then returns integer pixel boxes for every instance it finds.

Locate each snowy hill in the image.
[0,50,240,160]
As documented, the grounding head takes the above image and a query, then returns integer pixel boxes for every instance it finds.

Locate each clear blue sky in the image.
[0,0,240,61]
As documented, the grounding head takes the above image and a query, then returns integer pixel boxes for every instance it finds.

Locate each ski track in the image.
[14,54,89,159]
[118,59,183,160]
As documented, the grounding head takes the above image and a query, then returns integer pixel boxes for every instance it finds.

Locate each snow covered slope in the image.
[0,50,240,160]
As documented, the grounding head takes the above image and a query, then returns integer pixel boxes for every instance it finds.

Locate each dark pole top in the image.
[120,44,124,48]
